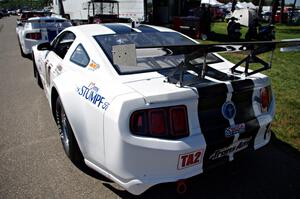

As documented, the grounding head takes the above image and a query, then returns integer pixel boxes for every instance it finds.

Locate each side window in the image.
[70,44,90,67]
[52,31,76,59]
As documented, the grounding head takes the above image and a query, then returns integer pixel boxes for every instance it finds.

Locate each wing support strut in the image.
[230,44,275,76]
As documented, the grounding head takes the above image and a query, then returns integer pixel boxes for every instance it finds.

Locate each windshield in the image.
[94,32,222,74]
[28,20,72,29]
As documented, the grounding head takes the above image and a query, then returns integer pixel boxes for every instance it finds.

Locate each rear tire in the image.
[55,97,83,164]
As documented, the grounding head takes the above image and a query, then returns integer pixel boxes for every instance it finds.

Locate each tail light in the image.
[130,105,189,139]
[260,87,271,112]
[148,109,168,136]
[170,107,189,136]
[130,111,146,135]
[25,32,42,40]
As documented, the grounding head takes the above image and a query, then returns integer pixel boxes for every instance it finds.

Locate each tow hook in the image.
[176,180,188,195]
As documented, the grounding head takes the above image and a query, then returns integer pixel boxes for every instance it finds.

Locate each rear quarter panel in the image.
[50,41,135,167]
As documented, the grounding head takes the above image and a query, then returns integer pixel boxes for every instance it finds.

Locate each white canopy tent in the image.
[201,0,223,6]
[224,1,257,10]
[237,2,256,9]
[223,2,232,9]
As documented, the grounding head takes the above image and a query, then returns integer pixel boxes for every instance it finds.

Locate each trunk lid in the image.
[125,76,199,104]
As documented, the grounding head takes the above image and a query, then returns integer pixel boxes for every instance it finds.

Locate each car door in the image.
[43,31,76,97]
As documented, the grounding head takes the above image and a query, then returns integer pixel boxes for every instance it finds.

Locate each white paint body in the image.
[16,16,71,55]
[32,24,274,195]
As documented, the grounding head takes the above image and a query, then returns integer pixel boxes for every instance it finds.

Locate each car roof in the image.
[28,16,67,21]
[22,11,47,13]
[65,23,176,38]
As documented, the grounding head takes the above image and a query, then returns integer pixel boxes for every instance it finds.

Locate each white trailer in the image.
[52,0,145,23]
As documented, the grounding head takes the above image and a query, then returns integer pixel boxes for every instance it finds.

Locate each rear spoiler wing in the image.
[156,40,300,87]
[111,40,300,86]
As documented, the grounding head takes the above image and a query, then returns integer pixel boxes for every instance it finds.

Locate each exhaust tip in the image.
[176,180,187,195]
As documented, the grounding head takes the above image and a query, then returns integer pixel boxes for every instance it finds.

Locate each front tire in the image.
[56,97,83,164]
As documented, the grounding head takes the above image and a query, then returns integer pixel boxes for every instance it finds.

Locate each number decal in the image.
[177,150,203,170]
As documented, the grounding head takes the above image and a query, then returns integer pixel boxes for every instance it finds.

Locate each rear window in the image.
[28,20,72,29]
[94,32,222,74]
[21,12,47,20]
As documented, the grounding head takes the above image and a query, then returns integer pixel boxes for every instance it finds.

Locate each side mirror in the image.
[37,42,52,51]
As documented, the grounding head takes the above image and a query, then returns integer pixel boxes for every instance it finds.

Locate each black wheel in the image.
[56,97,83,163]
[32,54,43,89]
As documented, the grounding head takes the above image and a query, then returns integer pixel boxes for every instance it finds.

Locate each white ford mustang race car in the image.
[32,23,282,195]
[16,16,72,56]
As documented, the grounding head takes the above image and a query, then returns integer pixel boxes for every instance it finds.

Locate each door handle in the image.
[48,63,53,69]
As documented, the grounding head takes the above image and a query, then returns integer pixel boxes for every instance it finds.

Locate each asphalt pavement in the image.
[0,16,300,199]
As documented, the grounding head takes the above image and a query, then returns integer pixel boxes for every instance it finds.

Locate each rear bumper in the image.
[87,90,274,195]
[89,116,272,195]
[253,114,273,149]
[85,132,205,195]
[23,39,47,55]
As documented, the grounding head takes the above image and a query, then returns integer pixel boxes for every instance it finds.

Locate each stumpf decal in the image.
[77,82,110,110]
[209,137,252,160]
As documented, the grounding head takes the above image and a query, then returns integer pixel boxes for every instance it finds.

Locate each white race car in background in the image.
[16,16,72,57]
[32,23,276,195]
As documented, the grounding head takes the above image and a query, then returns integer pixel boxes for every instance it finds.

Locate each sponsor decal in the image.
[225,123,246,138]
[54,65,62,76]
[57,64,62,72]
[209,137,252,160]
[89,60,100,71]
[222,101,236,120]
[177,150,203,170]
[76,82,110,110]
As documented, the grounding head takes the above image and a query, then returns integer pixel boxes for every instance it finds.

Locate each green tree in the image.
[290,0,297,24]
[0,0,50,9]
[258,0,265,17]
[280,0,285,23]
